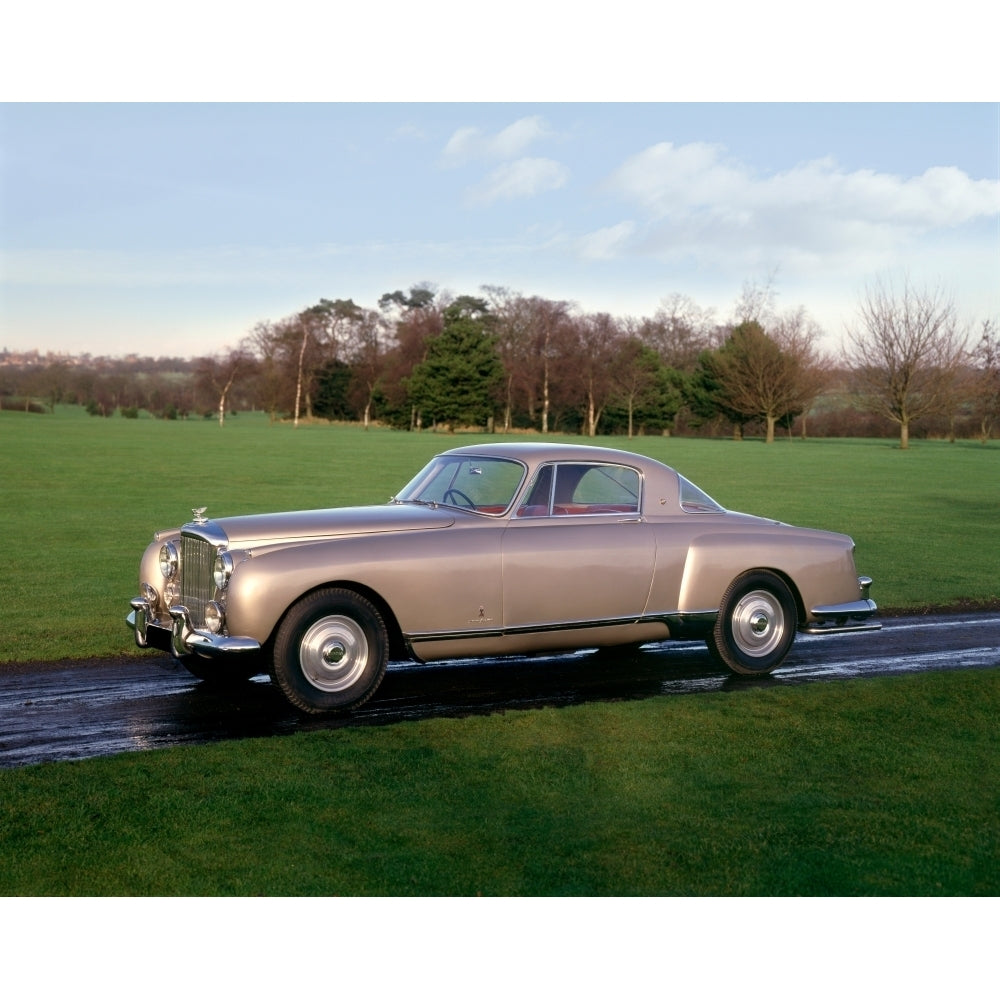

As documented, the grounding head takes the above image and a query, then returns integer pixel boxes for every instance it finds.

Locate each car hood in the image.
[187,503,456,548]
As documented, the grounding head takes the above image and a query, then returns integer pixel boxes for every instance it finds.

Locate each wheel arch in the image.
[268,579,409,662]
[743,566,806,627]
[698,563,806,626]
[677,536,806,627]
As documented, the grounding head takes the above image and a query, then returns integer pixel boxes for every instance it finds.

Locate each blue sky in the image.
[2,101,998,358]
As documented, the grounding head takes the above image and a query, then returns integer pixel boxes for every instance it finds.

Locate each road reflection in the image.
[2,614,999,768]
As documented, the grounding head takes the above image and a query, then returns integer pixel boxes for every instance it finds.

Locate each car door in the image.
[501,462,655,629]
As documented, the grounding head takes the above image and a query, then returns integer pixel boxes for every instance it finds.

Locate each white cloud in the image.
[466,157,569,205]
[442,115,551,165]
[442,126,482,163]
[440,115,569,207]
[578,221,636,260]
[602,141,1000,267]
[610,142,744,214]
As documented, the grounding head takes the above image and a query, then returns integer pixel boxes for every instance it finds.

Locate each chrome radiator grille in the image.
[180,534,215,626]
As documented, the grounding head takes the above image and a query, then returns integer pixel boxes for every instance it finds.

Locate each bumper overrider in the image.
[799,576,881,635]
[127,597,261,658]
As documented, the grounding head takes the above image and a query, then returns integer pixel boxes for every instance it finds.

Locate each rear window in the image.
[679,476,725,514]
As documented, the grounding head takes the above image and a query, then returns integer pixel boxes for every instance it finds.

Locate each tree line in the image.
[3,277,998,449]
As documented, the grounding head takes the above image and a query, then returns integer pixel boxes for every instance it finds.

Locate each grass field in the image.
[1,405,998,663]
[1,668,997,896]
[1,407,998,899]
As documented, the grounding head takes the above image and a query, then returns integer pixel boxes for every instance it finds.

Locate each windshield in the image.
[394,455,526,515]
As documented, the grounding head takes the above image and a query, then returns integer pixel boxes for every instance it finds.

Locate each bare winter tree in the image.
[343,308,390,429]
[195,344,253,427]
[732,272,779,326]
[636,293,715,371]
[612,337,682,438]
[486,294,573,434]
[770,307,832,438]
[710,318,825,444]
[246,319,292,422]
[481,285,532,432]
[970,319,1000,443]
[570,312,621,437]
[845,277,969,449]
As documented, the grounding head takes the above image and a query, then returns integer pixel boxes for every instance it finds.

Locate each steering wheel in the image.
[443,488,475,508]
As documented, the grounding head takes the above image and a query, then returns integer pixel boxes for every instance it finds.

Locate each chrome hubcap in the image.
[731,590,786,658]
[299,615,369,692]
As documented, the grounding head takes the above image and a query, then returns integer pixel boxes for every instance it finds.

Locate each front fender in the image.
[223,538,385,641]
[223,527,502,643]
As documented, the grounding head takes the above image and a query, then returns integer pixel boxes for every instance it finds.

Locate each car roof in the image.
[438,440,675,471]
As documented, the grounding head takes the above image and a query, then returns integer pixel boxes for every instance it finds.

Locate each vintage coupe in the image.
[126,442,879,713]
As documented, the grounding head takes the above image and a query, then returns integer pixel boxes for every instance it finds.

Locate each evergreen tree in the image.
[407,306,503,430]
[313,358,355,420]
[687,347,754,438]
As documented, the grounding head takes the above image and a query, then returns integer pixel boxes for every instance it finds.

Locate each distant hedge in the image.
[0,396,47,414]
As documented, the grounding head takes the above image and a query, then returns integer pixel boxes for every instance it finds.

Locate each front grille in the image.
[180,533,215,627]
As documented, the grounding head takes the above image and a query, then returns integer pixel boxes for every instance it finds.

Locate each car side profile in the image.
[127,442,880,713]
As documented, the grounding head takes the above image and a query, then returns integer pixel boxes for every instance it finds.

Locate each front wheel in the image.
[707,571,797,675]
[272,588,389,714]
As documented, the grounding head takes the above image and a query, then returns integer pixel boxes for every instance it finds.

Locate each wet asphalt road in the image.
[2,612,999,769]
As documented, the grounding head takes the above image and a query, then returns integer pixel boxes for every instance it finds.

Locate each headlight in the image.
[213,550,234,590]
[159,541,179,579]
[140,582,159,608]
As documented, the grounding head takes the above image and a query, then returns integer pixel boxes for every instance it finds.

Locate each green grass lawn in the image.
[1,407,998,897]
[1,405,998,663]
[1,668,996,896]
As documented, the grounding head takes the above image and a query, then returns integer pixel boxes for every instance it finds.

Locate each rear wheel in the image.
[707,571,796,675]
[272,588,389,714]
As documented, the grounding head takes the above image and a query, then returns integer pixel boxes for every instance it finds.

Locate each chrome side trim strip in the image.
[407,626,505,644]
[405,609,718,646]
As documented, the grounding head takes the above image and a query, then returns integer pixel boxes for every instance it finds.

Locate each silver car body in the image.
[127,442,879,711]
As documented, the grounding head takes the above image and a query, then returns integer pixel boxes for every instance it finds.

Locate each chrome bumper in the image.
[127,598,261,658]
[799,576,882,635]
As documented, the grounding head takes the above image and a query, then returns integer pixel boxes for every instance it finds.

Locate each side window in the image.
[516,463,641,517]
[515,465,553,517]
[565,465,640,513]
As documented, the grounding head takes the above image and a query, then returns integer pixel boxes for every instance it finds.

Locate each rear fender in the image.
[678,531,855,617]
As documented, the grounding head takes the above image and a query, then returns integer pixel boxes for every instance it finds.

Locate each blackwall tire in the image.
[707,571,797,675]
[272,588,389,714]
